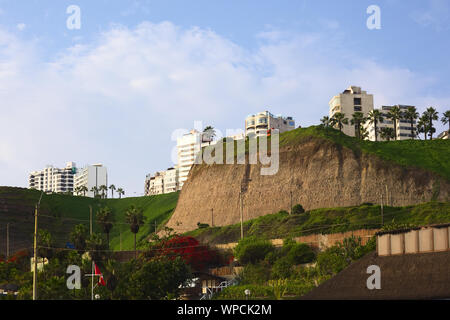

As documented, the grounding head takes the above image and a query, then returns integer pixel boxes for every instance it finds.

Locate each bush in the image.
[197,222,210,229]
[239,262,272,285]
[292,204,305,215]
[234,237,275,265]
[286,243,315,265]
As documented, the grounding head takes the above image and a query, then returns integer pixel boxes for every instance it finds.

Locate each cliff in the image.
[167,127,450,233]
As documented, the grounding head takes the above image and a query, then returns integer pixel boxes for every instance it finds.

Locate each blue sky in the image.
[0,0,449,195]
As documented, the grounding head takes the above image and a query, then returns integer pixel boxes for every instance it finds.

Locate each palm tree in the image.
[387,106,402,140]
[90,186,99,198]
[423,107,439,140]
[331,112,349,132]
[403,106,419,139]
[417,115,429,140]
[380,127,395,141]
[79,185,88,197]
[350,112,366,140]
[96,207,115,248]
[440,110,450,134]
[73,186,80,196]
[366,110,384,141]
[320,116,331,127]
[117,188,125,199]
[125,205,146,258]
[99,185,108,199]
[203,125,216,143]
[70,224,88,252]
[109,184,116,198]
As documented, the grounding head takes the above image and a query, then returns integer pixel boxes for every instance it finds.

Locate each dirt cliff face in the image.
[167,137,450,233]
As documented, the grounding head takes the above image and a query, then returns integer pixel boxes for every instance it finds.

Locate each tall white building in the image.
[29,162,76,194]
[74,164,108,197]
[365,105,417,141]
[329,86,374,137]
[145,167,179,196]
[177,129,212,188]
[245,111,295,137]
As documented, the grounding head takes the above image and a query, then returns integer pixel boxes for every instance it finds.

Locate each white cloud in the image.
[16,23,26,31]
[0,21,448,194]
[411,0,450,30]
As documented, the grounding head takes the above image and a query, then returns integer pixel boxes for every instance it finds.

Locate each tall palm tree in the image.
[387,106,402,140]
[79,185,88,197]
[366,110,384,142]
[69,224,88,252]
[417,115,429,140]
[109,184,116,198]
[331,112,349,132]
[203,125,216,143]
[125,205,146,258]
[350,112,366,140]
[423,107,439,140]
[96,207,115,248]
[320,116,331,127]
[90,186,99,198]
[99,185,108,199]
[380,127,395,141]
[403,106,419,139]
[73,186,80,196]
[440,110,450,134]
[117,188,125,199]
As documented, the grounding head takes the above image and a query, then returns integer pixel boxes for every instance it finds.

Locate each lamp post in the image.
[244,289,251,300]
[32,191,44,301]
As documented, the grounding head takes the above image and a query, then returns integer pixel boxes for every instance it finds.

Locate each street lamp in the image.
[244,289,251,300]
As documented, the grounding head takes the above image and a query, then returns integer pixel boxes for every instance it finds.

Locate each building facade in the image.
[29,162,76,194]
[329,86,374,137]
[437,130,449,140]
[245,111,295,137]
[145,167,179,196]
[364,105,417,141]
[74,164,108,197]
[177,130,212,188]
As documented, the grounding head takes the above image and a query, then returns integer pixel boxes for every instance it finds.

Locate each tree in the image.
[441,110,450,133]
[37,229,53,261]
[366,110,384,141]
[86,233,108,262]
[350,112,366,140]
[417,115,429,140]
[387,106,402,140]
[234,237,275,265]
[99,185,108,199]
[331,112,349,132]
[90,186,99,198]
[320,116,331,127]
[79,185,88,197]
[291,204,305,215]
[96,207,115,248]
[109,184,116,198]
[203,125,216,142]
[125,205,146,258]
[403,106,419,139]
[70,224,88,252]
[117,188,125,199]
[423,107,439,140]
[380,127,395,141]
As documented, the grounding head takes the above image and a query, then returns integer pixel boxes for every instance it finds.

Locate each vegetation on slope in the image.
[186,202,450,244]
[0,187,179,253]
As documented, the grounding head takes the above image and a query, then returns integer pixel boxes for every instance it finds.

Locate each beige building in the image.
[74,164,108,197]
[329,86,374,137]
[365,105,417,141]
[245,111,295,137]
[437,130,449,140]
[29,162,76,194]
[145,167,179,196]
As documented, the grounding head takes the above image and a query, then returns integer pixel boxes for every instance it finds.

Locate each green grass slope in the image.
[279,126,450,181]
[186,202,450,244]
[0,187,179,253]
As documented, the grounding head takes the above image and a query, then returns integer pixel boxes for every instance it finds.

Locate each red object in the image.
[94,263,106,286]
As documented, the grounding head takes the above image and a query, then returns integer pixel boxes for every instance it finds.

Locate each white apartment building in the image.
[29,162,76,194]
[145,167,179,196]
[177,129,213,188]
[245,111,295,137]
[74,164,108,197]
[437,130,449,140]
[329,86,374,137]
[365,105,417,141]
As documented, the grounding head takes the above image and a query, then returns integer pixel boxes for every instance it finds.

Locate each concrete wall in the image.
[378,225,450,256]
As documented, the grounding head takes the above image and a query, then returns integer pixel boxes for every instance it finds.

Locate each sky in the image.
[0,0,449,196]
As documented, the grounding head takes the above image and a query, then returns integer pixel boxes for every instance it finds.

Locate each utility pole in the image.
[155,221,157,233]
[89,205,93,301]
[239,190,244,240]
[211,208,214,227]
[289,190,293,215]
[33,191,44,301]
[6,223,9,259]
[380,193,384,226]
[385,185,389,207]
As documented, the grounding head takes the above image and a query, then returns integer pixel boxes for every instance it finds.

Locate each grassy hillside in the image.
[279,126,450,181]
[0,187,179,253]
[186,202,450,244]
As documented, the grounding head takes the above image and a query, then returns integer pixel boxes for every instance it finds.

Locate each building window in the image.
[354,106,362,112]
[354,97,361,105]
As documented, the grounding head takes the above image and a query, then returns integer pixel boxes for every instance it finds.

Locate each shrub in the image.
[292,204,305,215]
[286,243,315,265]
[234,237,275,265]
[197,222,210,229]
[240,262,272,285]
